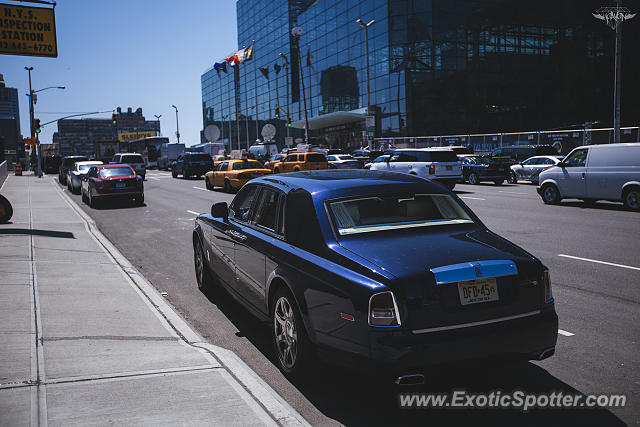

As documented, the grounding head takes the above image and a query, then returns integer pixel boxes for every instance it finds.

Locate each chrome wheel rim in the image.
[274,296,297,370]
[469,173,478,184]
[543,186,556,202]
[627,191,640,210]
[194,243,204,287]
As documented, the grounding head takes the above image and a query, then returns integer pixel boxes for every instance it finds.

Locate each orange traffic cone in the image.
[15,163,23,176]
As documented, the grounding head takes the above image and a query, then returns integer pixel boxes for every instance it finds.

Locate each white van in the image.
[537,143,640,211]
[249,142,278,162]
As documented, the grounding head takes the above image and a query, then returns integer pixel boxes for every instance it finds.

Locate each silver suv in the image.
[369,148,462,189]
[111,153,146,179]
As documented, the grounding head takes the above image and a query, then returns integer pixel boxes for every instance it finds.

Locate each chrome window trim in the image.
[411,310,541,334]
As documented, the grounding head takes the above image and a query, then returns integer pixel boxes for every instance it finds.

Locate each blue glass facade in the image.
[201,0,639,150]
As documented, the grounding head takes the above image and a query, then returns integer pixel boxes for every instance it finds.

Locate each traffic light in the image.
[33,118,41,133]
[112,114,117,125]
[275,105,280,118]
[286,117,291,127]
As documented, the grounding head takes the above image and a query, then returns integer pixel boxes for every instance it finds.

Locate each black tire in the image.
[82,190,88,204]
[271,287,312,379]
[494,180,504,186]
[67,179,72,191]
[134,194,144,206]
[445,182,456,190]
[194,238,215,291]
[468,172,479,185]
[88,189,98,208]
[273,168,280,174]
[224,179,232,193]
[622,187,640,211]
[172,168,177,178]
[508,171,518,184]
[205,176,213,190]
[0,194,13,223]
[541,184,560,204]
[183,169,190,179]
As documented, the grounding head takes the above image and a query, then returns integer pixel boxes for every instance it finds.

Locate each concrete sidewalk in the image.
[0,174,307,426]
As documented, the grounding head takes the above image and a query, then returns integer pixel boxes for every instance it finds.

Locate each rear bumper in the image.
[94,189,143,198]
[433,176,463,184]
[320,309,558,375]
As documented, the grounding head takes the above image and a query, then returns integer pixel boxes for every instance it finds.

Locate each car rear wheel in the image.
[508,171,518,184]
[273,168,280,174]
[445,182,456,190]
[205,176,213,190]
[541,184,560,204]
[183,169,190,179]
[133,194,144,206]
[271,288,311,379]
[172,169,177,178]
[494,180,504,186]
[88,189,97,208]
[224,179,232,193]
[0,194,13,224]
[194,239,215,291]
[623,187,640,211]
[468,173,479,185]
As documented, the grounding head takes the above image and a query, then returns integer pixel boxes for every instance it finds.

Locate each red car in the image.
[81,164,144,208]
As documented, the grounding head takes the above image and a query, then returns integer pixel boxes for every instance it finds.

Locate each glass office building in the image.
[201,0,639,150]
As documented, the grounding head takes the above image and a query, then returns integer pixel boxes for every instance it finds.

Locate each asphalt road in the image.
[58,172,639,426]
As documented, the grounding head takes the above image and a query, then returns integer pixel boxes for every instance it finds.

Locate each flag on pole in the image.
[258,66,270,79]
[214,62,228,76]
[225,54,239,66]
[274,63,282,74]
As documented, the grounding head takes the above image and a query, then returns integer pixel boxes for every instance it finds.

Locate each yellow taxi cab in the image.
[204,159,271,192]
[212,155,228,166]
[272,151,328,173]
[263,153,286,171]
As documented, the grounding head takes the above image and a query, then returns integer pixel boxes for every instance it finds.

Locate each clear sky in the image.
[2,0,238,147]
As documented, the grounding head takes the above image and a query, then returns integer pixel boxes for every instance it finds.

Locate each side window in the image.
[390,152,419,162]
[252,187,282,233]
[220,161,230,171]
[523,158,537,165]
[564,149,588,167]
[229,185,258,222]
[112,155,119,163]
[284,155,296,162]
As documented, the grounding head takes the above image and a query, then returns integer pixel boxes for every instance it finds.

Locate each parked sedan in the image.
[58,155,88,185]
[364,154,390,169]
[66,161,103,194]
[263,153,285,171]
[509,156,564,184]
[193,170,557,380]
[458,155,510,185]
[327,154,361,169]
[81,164,144,208]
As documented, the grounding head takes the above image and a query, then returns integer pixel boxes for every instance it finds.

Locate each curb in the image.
[52,177,309,427]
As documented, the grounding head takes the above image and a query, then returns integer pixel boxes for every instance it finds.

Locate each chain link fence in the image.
[375,126,639,155]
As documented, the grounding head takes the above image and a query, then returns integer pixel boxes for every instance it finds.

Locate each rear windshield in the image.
[327,194,473,236]
[232,161,263,170]
[78,163,101,172]
[64,157,87,167]
[121,155,144,163]
[100,167,134,177]
[306,153,326,162]
[338,155,355,160]
[190,154,212,161]
[392,151,458,162]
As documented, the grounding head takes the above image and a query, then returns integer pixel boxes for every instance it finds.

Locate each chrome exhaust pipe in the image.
[395,374,425,386]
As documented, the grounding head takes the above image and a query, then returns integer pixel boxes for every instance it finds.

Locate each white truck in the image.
[158,143,185,170]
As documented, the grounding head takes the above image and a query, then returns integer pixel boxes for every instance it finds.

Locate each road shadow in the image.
[92,199,147,210]
[0,228,75,238]
[199,284,626,426]
[553,200,629,212]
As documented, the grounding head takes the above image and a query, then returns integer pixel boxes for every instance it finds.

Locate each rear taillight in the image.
[428,164,435,175]
[541,269,553,303]
[368,291,401,326]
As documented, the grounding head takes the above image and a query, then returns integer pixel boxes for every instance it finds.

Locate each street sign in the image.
[0,3,58,58]
[366,115,375,128]
[204,124,220,142]
[284,136,293,146]
[261,124,276,141]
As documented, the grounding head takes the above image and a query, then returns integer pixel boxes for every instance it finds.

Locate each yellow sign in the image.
[0,4,57,58]
[118,131,157,142]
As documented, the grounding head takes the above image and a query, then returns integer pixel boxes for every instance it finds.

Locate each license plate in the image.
[446,165,452,170]
[458,278,499,305]
[115,183,126,189]
[498,168,504,171]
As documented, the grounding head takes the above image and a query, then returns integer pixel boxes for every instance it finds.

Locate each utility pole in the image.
[154,114,162,135]
[25,67,35,174]
[171,105,180,143]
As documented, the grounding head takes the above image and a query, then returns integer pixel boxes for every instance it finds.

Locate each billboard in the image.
[117,131,157,142]
[0,3,57,58]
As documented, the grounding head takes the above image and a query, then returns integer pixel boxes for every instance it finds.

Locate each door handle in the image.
[226,230,247,241]
[581,172,585,179]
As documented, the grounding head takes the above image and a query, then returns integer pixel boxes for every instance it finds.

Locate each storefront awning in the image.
[291,107,366,130]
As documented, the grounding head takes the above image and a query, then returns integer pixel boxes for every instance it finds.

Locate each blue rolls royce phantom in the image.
[192,170,558,381]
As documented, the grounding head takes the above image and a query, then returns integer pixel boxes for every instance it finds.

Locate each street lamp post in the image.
[356,18,375,150]
[171,105,180,143]
[279,53,291,139]
[154,114,162,135]
[25,67,35,170]
[291,27,310,144]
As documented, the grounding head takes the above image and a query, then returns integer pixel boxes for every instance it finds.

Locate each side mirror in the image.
[211,202,228,220]
[557,161,566,168]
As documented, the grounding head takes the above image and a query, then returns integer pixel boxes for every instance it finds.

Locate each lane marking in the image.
[460,196,486,201]
[558,329,575,337]
[192,186,208,191]
[498,190,528,195]
[558,254,640,272]
[146,176,160,181]
[187,210,200,216]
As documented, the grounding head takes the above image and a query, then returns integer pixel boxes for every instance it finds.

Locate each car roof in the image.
[94,164,134,169]
[250,170,447,199]
[396,148,454,152]
[75,161,103,166]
